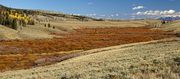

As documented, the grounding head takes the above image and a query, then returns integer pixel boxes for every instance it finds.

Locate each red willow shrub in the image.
[0,27,175,71]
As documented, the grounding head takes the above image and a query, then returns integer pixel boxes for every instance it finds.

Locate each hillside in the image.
[0,38,179,79]
[0,4,100,23]
[0,4,153,40]
[0,4,35,29]
[0,4,179,79]
[0,5,160,40]
[0,4,102,31]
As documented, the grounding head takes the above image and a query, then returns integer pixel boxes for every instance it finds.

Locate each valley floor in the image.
[0,20,179,79]
[0,27,174,72]
[0,38,179,79]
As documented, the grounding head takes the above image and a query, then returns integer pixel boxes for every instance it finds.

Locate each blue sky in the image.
[0,0,180,19]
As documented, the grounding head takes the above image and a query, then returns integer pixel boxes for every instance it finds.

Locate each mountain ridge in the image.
[159,16,180,21]
[0,4,103,30]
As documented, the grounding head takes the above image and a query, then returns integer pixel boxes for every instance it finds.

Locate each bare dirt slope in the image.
[0,38,179,79]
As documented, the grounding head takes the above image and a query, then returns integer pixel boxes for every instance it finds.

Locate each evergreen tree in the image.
[48,23,51,28]
[11,19,18,30]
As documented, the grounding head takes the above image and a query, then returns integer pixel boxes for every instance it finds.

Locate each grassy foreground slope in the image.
[0,38,179,79]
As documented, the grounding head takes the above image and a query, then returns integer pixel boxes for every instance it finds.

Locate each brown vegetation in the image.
[0,27,175,72]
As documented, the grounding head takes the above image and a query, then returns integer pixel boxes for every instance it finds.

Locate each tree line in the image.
[0,10,35,30]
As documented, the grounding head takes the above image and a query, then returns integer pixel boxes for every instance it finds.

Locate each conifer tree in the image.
[11,19,18,30]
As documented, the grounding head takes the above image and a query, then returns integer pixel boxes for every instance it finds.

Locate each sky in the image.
[0,0,180,19]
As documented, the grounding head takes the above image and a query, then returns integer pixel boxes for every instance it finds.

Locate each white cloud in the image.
[135,10,176,16]
[131,16,136,19]
[132,6,144,10]
[111,14,114,17]
[167,10,176,14]
[86,13,96,16]
[134,9,180,18]
[115,13,119,16]
[74,14,81,16]
[100,14,106,17]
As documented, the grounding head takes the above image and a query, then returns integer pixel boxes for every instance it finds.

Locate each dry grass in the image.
[0,27,175,72]
[43,20,148,29]
[0,25,20,40]
[0,20,150,40]
[0,38,179,79]
[155,20,180,33]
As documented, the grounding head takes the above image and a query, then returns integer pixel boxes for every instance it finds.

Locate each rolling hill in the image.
[0,4,153,40]
[0,3,179,79]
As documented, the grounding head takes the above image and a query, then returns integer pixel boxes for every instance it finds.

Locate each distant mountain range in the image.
[159,16,180,21]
